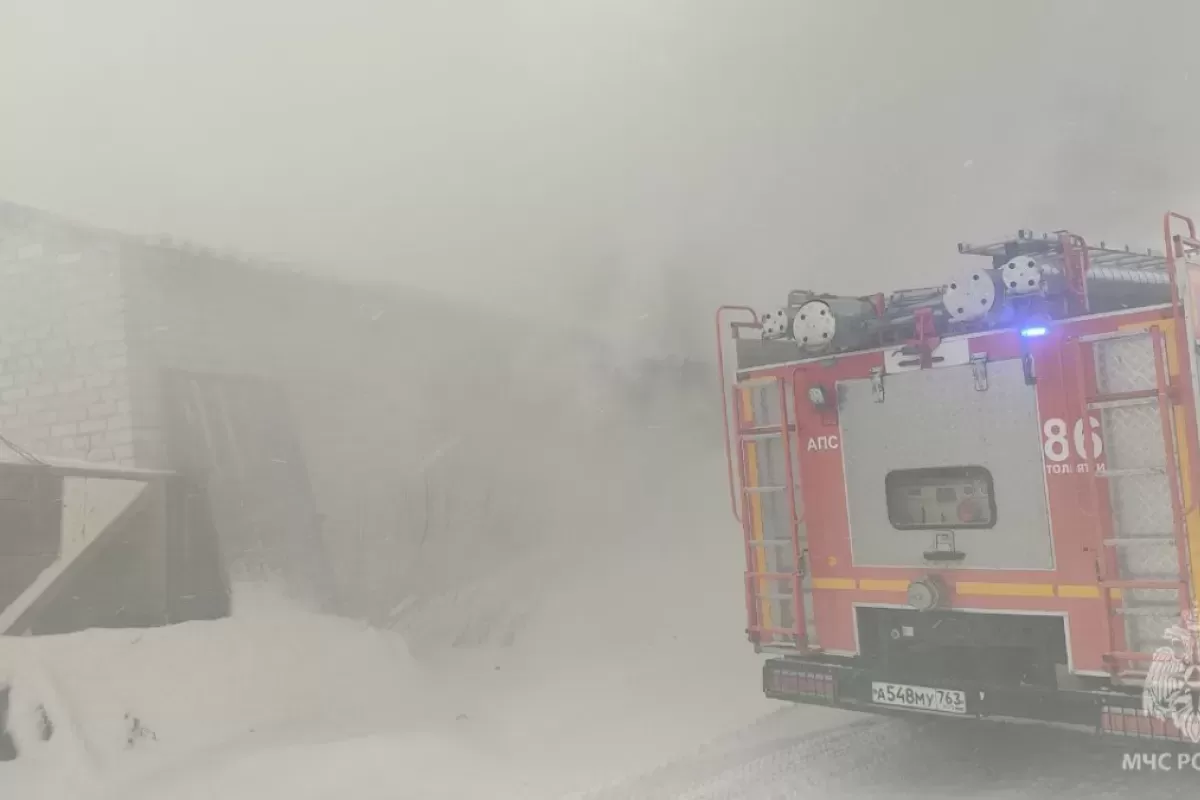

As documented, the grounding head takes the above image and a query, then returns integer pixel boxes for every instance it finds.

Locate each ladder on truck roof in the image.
[717,307,811,651]
[1073,212,1200,681]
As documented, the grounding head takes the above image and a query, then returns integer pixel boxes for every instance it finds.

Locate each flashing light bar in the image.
[1020,326,1048,338]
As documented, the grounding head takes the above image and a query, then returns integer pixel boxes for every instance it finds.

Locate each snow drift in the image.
[0,587,528,799]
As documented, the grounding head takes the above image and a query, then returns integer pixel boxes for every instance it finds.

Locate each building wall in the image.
[1,201,582,631]
[117,241,616,625]
[0,202,709,647]
[0,204,135,467]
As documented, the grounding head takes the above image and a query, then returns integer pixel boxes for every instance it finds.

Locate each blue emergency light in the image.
[1020,326,1048,338]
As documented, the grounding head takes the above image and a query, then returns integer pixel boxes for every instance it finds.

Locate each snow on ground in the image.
[417,445,794,795]
[0,441,826,798]
[0,581,778,799]
[0,587,535,799]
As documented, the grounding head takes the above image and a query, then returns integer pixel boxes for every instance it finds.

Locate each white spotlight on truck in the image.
[942,269,998,322]
[761,308,791,339]
[1001,256,1044,296]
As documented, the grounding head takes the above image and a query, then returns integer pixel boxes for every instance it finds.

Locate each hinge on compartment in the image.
[970,352,988,391]
[870,367,885,403]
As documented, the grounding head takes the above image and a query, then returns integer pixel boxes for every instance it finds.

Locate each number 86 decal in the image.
[1042,416,1103,463]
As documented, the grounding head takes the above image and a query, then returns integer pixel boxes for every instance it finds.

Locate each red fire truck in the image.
[717,212,1200,741]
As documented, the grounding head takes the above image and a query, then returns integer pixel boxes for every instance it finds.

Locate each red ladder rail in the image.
[1058,232,1092,316]
[1074,325,1192,674]
[1080,339,1192,677]
[730,371,808,649]
[1163,211,1200,615]
[1071,335,1118,670]
[716,305,760,524]
[775,374,805,648]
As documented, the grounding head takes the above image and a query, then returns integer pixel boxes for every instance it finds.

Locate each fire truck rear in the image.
[717,212,1200,742]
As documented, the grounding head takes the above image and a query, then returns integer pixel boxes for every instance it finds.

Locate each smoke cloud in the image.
[2,0,1199,359]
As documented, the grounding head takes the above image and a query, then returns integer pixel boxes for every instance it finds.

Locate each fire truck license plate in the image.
[871,682,967,714]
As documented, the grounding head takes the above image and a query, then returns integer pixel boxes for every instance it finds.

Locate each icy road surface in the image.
[592,708,1199,799]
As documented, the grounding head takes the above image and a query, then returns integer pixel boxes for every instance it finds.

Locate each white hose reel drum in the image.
[792,300,836,351]
[942,268,999,322]
[761,308,791,340]
[791,297,876,354]
[1001,256,1044,296]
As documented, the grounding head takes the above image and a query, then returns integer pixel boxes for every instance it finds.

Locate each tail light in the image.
[1101,706,1190,741]
[763,663,836,701]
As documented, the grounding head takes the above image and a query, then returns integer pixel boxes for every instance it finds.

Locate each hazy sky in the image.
[3,0,1200,355]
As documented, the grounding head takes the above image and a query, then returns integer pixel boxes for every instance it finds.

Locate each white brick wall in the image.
[0,208,134,466]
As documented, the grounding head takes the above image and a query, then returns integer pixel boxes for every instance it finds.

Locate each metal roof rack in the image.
[957,230,1170,273]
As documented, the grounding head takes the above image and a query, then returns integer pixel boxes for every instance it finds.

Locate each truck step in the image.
[1076,328,1157,344]
[1104,535,1177,546]
[1105,650,1159,662]
[1097,466,1166,478]
[1086,388,1162,409]
[1098,579,1183,590]
[734,377,779,390]
[1114,604,1182,616]
[738,427,793,440]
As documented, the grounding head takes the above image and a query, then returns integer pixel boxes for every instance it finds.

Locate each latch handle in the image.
[970,352,988,391]
[870,367,885,403]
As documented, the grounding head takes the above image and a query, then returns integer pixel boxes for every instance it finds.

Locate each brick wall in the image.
[0,203,135,466]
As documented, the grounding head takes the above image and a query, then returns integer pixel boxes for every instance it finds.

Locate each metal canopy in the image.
[0,455,178,483]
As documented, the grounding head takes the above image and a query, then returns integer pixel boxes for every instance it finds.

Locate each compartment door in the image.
[838,358,1053,570]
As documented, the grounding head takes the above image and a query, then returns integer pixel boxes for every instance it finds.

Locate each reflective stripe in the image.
[858,579,910,592]
[955,582,1055,597]
[811,577,857,590]
[809,578,1115,599]
[1056,584,1100,599]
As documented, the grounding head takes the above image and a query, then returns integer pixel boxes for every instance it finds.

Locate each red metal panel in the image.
[791,352,880,654]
